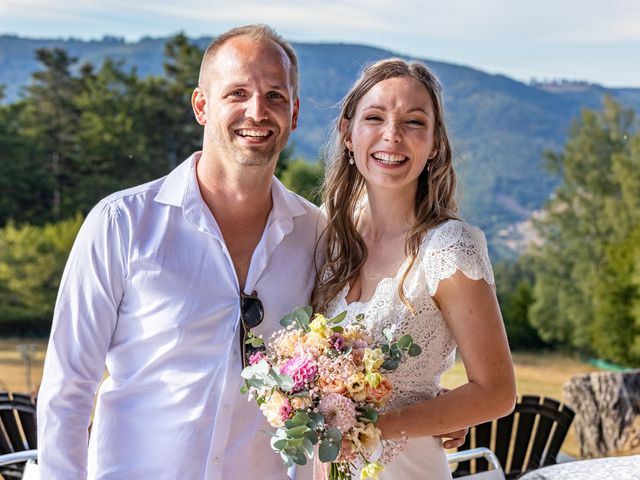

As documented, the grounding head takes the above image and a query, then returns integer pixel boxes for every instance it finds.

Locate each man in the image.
[37,25,322,480]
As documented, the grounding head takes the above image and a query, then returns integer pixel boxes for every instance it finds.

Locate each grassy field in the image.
[1,338,601,458]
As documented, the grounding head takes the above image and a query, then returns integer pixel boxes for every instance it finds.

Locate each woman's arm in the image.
[377,270,516,439]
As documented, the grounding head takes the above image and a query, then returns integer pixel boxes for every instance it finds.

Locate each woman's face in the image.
[346,76,437,195]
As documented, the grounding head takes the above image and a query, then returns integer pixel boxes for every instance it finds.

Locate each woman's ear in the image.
[340,118,352,150]
[428,148,438,160]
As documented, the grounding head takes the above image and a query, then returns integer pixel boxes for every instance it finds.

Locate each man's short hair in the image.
[198,24,299,98]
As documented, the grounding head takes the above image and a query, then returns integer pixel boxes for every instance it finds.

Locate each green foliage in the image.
[0,214,83,333]
[494,258,546,350]
[530,97,640,365]
[278,158,324,206]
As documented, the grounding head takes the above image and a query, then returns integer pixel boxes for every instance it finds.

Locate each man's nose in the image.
[245,94,268,122]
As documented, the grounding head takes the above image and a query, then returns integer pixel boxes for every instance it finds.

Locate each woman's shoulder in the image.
[423,219,488,251]
[419,219,494,295]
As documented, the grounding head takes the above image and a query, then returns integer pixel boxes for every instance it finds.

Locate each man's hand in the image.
[435,427,469,449]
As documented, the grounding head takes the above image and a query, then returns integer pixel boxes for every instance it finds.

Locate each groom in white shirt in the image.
[37,24,323,480]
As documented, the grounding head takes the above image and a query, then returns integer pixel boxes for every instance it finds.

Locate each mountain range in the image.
[2,34,639,258]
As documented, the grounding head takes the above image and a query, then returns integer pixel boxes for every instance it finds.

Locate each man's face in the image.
[193,36,299,168]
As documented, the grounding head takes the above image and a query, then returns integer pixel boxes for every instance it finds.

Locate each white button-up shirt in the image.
[37,153,325,480]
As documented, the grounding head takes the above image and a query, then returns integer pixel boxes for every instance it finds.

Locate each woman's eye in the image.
[365,115,382,121]
[407,119,425,126]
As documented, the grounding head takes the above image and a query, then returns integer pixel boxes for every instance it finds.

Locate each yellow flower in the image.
[360,462,384,479]
[365,371,382,388]
[363,348,384,372]
[259,390,288,428]
[346,373,367,401]
[309,314,329,338]
[302,331,328,355]
[272,330,301,358]
[290,395,312,410]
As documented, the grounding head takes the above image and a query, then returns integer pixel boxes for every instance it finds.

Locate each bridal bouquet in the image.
[240,306,421,480]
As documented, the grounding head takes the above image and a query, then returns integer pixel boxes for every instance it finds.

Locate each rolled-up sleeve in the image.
[37,199,127,479]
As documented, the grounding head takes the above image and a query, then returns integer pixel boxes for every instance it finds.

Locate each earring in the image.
[348,150,355,165]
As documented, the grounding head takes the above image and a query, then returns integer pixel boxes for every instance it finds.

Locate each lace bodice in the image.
[325,220,495,413]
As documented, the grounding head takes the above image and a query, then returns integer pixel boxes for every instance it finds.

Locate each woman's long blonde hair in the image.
[311,58,459,313]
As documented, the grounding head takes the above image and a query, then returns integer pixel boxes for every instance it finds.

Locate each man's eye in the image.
[230,90,245,97]
[267,92,284,99]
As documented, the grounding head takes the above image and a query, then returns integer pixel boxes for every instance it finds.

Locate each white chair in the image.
[448,447,506,480]
[0,449,38,479]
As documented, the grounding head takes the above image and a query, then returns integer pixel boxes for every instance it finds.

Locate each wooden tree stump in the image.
[563,370,640,458]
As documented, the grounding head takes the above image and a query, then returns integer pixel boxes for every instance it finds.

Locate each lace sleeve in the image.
[423,220,495,296]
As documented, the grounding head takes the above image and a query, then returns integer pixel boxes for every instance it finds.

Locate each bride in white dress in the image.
[301,58,516,479]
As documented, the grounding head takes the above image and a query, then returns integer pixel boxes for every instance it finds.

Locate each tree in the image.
[530,97,640,364]
[0,215,83,333]
[19,49,86,220]
[0,87,50,225]
[279,158,324,205]
[494,258,546,350]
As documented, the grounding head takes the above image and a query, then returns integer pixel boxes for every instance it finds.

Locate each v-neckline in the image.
[343,254,412,307]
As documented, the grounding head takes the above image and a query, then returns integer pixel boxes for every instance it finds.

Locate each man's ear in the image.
[192,87,207,126]
[291,97,300,131]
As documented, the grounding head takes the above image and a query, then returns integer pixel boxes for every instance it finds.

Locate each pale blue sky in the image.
[1,0,638,87]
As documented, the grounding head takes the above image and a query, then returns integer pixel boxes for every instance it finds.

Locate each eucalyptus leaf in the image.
[329,311,347,324]
[293,308,311,330]
[246,378,264,389]
[285,417,304,428]
[255,359,270,375]
[291,449,308,466]
[397,335,412,350]
[302,438,315,456]
[309,412,325,429]
[318,440,340,462]
[304,430,318,445]
[280,312,294,327]
[382,327,394,342]
[331,325,344,333]
[286,425,309,438]
[292,411,311,424]
[325,427,343,444]
[272,438,289,450]
[382,358,400,371]
[240,365,255,379]
[357,406,378,423]
[408,343,422,356]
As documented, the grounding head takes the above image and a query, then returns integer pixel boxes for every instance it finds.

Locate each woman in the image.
[308,58,516,479]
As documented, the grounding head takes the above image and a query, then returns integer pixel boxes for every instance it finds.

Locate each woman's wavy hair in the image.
[311,58,459,313]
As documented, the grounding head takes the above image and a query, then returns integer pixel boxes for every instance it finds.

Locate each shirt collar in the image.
[154,151,309,222]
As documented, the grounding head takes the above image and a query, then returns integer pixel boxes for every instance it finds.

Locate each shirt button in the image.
[213,457,220,465]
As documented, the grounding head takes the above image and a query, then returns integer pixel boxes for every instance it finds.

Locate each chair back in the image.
[452,395,575,479]
[0,392,37,479]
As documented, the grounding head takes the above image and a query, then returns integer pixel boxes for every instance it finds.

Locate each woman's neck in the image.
[359,186,416,242]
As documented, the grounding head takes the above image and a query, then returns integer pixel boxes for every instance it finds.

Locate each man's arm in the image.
[37,200,126,479]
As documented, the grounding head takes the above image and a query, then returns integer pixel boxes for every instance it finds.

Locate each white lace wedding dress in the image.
[297,220,495,480]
